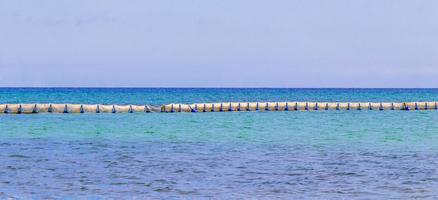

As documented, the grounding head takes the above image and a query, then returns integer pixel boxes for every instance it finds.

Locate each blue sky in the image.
[0,0,437,87]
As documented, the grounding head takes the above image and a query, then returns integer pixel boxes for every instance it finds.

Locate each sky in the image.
[0,0,437,88]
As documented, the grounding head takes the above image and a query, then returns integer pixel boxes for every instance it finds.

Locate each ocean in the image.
[1,88,438,199]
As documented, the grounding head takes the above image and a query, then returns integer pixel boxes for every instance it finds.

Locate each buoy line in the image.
[0,102,437,114]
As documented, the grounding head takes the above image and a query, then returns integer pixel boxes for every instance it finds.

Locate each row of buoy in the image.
[0,102,437,114]
[0,104,161,114]
[162,102,438,112]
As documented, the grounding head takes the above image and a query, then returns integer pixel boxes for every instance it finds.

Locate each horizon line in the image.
[1,87,438,89]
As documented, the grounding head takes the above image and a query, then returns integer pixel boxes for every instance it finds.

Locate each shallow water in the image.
[1,88,438,199]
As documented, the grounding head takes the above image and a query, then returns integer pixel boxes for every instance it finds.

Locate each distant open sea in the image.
[1,88,438,199]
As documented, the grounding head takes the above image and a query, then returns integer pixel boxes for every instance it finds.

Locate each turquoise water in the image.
[1,88,438,199]
[2,88,438,104]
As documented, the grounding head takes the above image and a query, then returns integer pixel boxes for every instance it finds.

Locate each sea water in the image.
[1,88,438,199]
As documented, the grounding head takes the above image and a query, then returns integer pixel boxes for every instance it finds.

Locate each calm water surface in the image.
[1,88,438,199]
